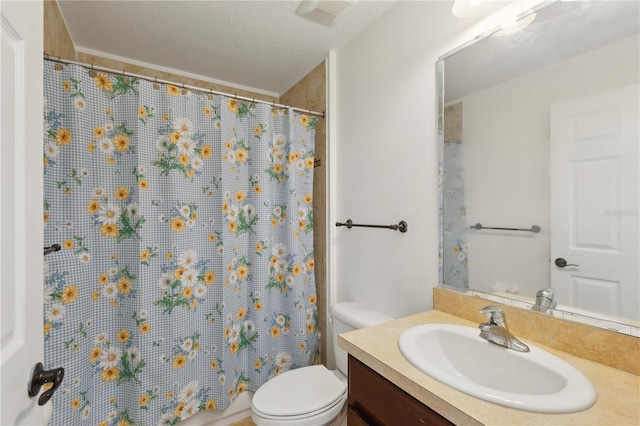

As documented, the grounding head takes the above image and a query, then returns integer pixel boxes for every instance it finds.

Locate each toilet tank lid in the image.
[331,301,394,328]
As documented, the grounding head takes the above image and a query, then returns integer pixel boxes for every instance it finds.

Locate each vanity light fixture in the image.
[296,0,357,26]
[451,0,486,18]
[492,11,537,36]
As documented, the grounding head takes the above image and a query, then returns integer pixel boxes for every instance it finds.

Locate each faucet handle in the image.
[479,305,508,328]
[532,288,557,312]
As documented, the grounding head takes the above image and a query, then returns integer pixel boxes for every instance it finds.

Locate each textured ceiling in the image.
[57,0,398,96]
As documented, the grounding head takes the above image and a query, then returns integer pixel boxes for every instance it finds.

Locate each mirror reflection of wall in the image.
[443,103,468,288]
[442,0,639,324]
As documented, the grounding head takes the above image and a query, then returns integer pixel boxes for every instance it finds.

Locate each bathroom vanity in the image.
[338,305,640,425]
[347,355,452,425]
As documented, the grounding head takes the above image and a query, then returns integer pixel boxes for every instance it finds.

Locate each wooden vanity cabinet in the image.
[347,355,454,426]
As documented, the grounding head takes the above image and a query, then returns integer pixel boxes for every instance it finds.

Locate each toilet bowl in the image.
[251,301,393,426]
[251,365,347,426]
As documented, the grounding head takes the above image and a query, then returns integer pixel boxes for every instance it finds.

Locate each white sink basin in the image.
[398,323,596,413]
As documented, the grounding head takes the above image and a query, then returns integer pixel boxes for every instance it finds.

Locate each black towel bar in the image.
[336,219,408,233]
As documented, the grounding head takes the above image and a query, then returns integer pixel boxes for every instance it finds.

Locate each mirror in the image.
[439,0,639,332]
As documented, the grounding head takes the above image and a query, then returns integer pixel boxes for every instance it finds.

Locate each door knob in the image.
[554,257,579,268]
[28,362,64,405]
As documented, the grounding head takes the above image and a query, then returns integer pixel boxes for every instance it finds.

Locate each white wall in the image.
[460,35,640,297]
[330,0,540,321]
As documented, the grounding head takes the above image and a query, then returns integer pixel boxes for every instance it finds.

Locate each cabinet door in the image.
[348,356,454,426]
[347,405,371,426]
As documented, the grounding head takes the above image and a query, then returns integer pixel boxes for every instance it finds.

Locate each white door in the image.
[0,1,45,425]
[550,84,639,321]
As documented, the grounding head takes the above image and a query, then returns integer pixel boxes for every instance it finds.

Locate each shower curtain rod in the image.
[44,55,326,118]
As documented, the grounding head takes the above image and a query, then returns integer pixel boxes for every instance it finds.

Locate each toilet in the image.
[251,301,393,426]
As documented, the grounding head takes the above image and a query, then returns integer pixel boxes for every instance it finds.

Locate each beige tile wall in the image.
[44,0,75,60]
[44,0,328,365]
[444,102,462,142]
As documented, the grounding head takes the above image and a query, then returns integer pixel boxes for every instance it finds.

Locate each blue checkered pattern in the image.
[43,60,319,425]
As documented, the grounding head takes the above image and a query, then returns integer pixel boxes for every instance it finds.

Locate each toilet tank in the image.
[331,301,393,374]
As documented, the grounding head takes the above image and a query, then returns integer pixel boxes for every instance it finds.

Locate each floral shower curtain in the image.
[442,140,468,288]
[43,60,319,425]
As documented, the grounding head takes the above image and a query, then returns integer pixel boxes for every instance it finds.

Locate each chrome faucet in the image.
[530,288,556,314]
[478,306,529,352]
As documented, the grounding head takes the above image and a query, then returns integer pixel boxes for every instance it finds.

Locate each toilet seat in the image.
[253,389,346,421]
[252,365,347,420]
[251,391,347,426]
